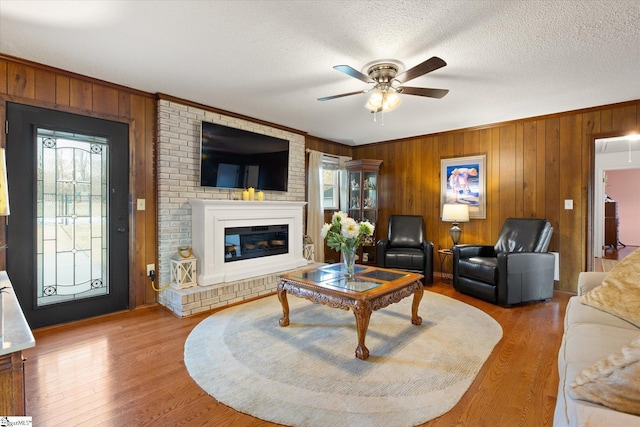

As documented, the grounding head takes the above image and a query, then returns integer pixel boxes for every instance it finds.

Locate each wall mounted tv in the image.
[200,121,290,191]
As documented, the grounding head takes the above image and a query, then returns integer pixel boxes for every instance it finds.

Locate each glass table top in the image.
[289,263,410,293]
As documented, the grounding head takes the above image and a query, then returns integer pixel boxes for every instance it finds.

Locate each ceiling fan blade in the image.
[399,86,449,99]
[395,56,447,84]
[333,65,373,83]
[317,90,367,101]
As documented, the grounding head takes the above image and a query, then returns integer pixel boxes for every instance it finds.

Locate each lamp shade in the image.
[442,204,469,223]
[0,148,9,216]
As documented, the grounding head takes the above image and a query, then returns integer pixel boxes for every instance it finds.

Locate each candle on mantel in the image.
[257,191,264,201]
[248,187,255,200]
[242,190,249,201]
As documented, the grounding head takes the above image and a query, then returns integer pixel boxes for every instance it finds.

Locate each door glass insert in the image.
[36,128,109,307]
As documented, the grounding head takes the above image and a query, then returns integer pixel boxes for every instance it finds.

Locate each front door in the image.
[6,103,129,328]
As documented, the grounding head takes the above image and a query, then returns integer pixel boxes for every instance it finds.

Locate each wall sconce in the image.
[442,204,469,248]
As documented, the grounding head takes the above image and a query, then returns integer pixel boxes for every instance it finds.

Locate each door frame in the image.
[588,130,640,270]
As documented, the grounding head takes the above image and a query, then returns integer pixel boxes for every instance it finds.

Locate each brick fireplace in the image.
[156,99,307,317]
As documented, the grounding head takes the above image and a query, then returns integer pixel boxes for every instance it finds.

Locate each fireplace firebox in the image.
[224,224,289,262]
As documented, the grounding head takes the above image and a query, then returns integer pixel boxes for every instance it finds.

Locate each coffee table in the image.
[277,263,424,360]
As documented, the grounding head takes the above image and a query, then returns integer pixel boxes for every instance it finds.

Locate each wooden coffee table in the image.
[277,263,424,360]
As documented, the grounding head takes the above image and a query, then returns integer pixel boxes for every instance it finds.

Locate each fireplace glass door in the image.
[225,225,288,262]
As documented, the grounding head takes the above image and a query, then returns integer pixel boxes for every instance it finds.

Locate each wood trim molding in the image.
[0,53,155,100]
[156,92,307,136]
[358,99,640,148]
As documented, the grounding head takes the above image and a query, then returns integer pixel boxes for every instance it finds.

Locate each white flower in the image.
[360,220,374,236]
[332,211,347,224]
[341,217,359,239]
[320,223,331,239]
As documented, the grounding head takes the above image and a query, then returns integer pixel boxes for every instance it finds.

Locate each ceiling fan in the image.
[318,56,449,113]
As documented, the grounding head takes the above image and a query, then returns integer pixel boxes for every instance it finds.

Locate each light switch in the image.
[137,198,146,211]
[564,199,573,210]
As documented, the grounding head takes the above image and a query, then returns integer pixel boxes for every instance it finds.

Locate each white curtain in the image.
[338,155,351,212]
[307,150,324,262]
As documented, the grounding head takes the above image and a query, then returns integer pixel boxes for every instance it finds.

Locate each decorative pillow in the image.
[580,247,640,327]
[569,335,640,416]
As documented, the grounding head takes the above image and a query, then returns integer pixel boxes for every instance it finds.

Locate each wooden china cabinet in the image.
[346,159,382,265]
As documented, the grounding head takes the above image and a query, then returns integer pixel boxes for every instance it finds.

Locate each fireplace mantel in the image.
[190,199,308,286]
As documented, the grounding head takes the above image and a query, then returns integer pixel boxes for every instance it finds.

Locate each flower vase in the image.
[343,247,357,279]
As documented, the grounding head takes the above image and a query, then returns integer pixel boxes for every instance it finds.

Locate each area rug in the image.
[184,291,503,427]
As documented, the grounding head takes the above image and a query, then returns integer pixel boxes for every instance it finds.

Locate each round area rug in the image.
[184,291,502,427]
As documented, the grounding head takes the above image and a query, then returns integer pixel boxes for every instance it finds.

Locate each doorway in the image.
[6,103,130,328]
[593,135,640,267]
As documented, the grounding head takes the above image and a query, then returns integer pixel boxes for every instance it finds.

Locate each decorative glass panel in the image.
[36,128,109,307]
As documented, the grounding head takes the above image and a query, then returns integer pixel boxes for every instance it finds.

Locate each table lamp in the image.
[442,204,469,248]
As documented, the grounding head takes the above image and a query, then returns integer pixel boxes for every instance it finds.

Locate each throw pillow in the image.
[569,335,640,416]
[580,247,640,327]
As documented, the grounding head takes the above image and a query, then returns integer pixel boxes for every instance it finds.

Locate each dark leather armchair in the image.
[453,218,555,306]
[376,215,434,284]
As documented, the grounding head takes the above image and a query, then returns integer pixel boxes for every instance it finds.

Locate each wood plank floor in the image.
[24,279,572,427]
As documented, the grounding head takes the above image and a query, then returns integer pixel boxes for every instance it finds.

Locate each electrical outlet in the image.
[146,264,155,275]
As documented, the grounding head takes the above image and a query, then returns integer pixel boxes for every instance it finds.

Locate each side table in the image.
[437,248,453,284]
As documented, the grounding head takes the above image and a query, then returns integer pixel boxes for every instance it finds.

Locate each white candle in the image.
[248,187,255,200]
[242,190,249,201]
[257,191,264,201]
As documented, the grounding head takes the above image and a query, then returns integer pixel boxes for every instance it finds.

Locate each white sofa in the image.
[554,271,640,426]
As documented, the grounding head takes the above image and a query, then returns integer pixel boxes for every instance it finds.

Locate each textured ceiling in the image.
[1,0,639,145]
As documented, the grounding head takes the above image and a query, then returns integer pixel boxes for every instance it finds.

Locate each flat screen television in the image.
[200,121,290,191]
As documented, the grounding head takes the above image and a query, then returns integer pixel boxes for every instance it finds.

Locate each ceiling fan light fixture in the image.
[364,90,384,111]
[364,90,402,113]
[383,92,402,112]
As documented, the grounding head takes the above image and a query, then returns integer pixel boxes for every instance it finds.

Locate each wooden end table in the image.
[277,264,424,360]
[437,248,453,284]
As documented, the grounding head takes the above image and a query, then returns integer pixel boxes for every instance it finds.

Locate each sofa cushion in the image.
[569,335,640,416]
[384,248,424,271]
[555,296,640,427]
[562,322,640,367]
[457,257,497,284]
[565,296,638,330]
[580,248,640,328]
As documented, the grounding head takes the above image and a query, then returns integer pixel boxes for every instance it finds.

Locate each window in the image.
[322,155,340,210]
[323,169,339,209]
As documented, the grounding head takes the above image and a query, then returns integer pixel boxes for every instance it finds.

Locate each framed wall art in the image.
[441,154,486,219]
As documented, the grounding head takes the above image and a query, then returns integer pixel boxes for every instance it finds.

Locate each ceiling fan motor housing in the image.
[367,63,399,83]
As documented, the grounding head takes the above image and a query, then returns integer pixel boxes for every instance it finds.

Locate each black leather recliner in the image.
[453,218,554,307]
[376,215,434,285]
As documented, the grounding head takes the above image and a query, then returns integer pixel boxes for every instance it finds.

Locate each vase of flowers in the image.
[321,211,375,279]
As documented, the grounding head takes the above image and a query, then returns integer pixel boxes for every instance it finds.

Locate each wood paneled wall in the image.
[0,54,158,308]
[349,101,640,292]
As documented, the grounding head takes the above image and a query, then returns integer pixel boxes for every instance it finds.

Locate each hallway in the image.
[595,245,638,272]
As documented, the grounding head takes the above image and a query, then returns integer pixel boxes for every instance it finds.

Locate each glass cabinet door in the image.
[346,159,382,265]
[363,171,377,209]
[349,171,361,215]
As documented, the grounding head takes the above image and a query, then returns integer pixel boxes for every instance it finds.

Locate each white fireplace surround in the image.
[190,199,308,286]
